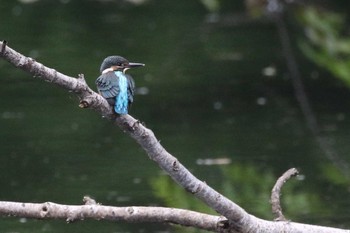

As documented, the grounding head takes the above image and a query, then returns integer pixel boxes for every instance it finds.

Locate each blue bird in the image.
[95,56,145,115]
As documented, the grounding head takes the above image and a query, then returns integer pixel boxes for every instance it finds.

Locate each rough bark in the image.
[0,201,221,231]
[0,41,349,233]
[271,168,299,221]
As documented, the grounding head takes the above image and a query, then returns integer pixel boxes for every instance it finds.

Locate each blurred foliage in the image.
[151,172,217,215]
[2,0,350,232]
[199,0,220,12]
[244,0,268,17]
[151,163,328,221]
[297,6,350,86]
[320,163,350,186]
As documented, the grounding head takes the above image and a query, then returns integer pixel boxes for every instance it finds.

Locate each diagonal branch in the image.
[1,41,350,233]
[0,42,113,118]
[0,40,248,228]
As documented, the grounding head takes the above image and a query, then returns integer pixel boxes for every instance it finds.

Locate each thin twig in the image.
[271,168,299,221]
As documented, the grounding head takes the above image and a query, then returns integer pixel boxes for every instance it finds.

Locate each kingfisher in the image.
[95,55,145,115]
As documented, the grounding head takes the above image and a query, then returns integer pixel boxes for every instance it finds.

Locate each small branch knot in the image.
[172,160,180,171]
[77,73,88,85]
[83,196,97,205]
[77,73,85,80]
[126,207,134,214]
[126,119,141,132]
[217,217,229,229]
[187,182,203,194]
[40,202,50,218]
[79,100,90,108]
[1,40,7,55]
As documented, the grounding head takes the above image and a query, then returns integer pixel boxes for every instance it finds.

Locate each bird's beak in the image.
[128,62,145,68]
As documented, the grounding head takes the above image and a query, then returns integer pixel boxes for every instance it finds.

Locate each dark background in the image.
[1,0,350,232]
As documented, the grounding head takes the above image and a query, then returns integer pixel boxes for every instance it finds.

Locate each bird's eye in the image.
[117,62,122,66]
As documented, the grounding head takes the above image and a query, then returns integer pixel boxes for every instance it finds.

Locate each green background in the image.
[1,0,350,232]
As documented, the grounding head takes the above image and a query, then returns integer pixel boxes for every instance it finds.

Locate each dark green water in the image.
[1,0,350,232]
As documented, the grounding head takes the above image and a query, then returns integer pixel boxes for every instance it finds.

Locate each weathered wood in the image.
[1,41,349,233]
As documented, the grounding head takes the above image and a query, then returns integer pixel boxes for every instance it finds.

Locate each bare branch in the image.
[1,41,350,233]
[0,40,249,228]
[0,201,221,232]
[271,168,299,221]
[0,40,114,119]
[0,200,348,233]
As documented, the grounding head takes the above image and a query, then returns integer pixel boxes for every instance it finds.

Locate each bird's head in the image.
[100,55,145,74]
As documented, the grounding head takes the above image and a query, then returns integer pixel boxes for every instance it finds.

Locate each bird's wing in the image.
[126,74,135,103]
[95,72,120,98]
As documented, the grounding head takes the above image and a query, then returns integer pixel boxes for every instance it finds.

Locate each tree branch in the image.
[0,200,221,232]
[0,40,249,229]
[1,40,349,233]
[0,41,114,118]
[271,168,299,221]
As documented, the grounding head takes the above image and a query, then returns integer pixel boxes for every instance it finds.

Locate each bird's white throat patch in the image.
[101,67,114,74]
